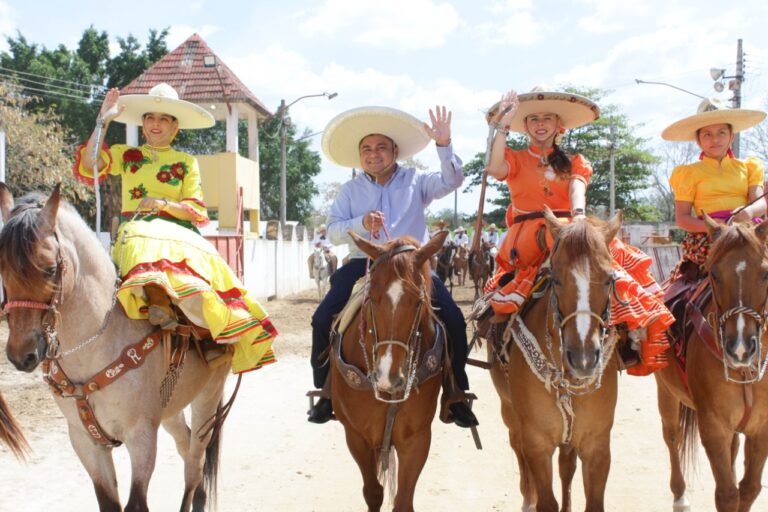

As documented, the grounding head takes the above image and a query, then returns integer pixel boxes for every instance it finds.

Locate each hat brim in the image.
[661,109,766,141]
[488,92,600,133]
[114,95,215,129]
[322,107,430,168]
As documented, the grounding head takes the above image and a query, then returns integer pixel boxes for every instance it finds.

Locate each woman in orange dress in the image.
[483,88,673,376]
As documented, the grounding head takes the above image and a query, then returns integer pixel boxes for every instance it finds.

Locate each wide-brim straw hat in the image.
[322,106,430,168]
[487,223,497,231]
[114,83,215,129]
[488,87,600,133]
[455,226,466,232]
[661,98,766,142]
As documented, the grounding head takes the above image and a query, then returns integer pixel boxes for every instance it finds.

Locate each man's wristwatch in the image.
[571,208,585,216]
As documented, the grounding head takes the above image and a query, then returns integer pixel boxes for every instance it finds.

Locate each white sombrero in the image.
[488,87,600,133]
[455,226,466,232]
[661,98,766,142]
[114,83,215,129]
[322,106,430,168]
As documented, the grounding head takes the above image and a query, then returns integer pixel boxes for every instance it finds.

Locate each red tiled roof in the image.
[121,33,270,117]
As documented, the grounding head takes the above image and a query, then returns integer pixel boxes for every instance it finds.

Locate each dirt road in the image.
[1,284,766,511]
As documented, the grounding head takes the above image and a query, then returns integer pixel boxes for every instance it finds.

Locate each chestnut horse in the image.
[331,231,446,512]
[655,216,768,512]
[487,209,622,512]
[0,184,231,512]
[469,241,492,299]
[452,244,468,287]
[0,391,29,459]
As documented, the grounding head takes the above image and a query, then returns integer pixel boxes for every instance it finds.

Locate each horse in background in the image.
[0,391,29,460]
[486,209,623,511]
[0,183,231,512]
[655,215,768,512]
[331,231,447,512]
[436,241,456,295]
[312,247,334,301]
[453,244,468,287]
[469,241,492,299]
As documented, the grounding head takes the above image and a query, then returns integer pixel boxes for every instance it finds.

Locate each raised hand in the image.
[423,105,452,146]
[99,87,125,123]
[490,90,520,126]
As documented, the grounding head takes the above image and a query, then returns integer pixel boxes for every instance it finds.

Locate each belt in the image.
[512,210,571,224]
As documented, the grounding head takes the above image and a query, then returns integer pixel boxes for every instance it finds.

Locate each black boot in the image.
[449,401,479,428]
[307,397,334,424]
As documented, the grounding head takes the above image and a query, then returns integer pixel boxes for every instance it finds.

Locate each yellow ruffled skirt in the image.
[113,218,277,374]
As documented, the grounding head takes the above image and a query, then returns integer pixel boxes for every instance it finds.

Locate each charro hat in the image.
[455,226,466,232]
[661,98,766,142]
[114,83,215,129]
[487,223,497,231]
[488,86,600,133]
[322,106,430,168]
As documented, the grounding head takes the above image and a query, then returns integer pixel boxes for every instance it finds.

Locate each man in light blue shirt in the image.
[308,105,478,428]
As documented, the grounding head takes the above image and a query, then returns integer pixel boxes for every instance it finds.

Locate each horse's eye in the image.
[710,270,719,283]
[43,266,57,278]
[552,276,562,287]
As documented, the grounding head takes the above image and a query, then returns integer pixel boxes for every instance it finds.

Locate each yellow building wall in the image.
[197,152,260,234]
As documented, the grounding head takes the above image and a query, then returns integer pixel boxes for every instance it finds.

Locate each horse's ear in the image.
[755,218,768,244]
[543,205,562,239]
[348,230,384,260]
[415,230,448,268]
[702,210,722,241]
[0,182,14,222]
[604,209,623,244]
[36,183,62,235]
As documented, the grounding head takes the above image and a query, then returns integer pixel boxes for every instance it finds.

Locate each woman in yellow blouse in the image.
[664,98,767,273]
[76,83,277,374]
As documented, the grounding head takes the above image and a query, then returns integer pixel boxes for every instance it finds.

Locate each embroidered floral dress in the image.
[74,143,277,374]
[484,145,673,376]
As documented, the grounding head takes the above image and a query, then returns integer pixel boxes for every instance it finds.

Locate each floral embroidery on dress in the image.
[157,162,187,185]
[130,184,148,199]
[123,149,150,174]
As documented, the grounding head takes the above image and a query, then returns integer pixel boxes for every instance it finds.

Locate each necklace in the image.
[144,143,171,162]
[527,148,556,181]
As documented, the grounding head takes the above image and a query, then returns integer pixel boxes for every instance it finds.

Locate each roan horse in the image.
[486,209,622,512]
[312,247,333,301]
[0,184,231,512]
[330,231,447,512]
[655,216,768,512]
[468,241,492,299]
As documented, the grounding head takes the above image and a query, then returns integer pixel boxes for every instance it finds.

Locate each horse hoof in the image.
[673,494,690,512]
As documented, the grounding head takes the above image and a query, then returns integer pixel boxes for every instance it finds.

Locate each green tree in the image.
[463,87,660,222]
[257,114,322,223]
[0,83,93,216]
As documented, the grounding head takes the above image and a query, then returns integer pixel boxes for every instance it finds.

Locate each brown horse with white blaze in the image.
[0,183,231,512]
[655,215,768,512]
[488,209,622,512]
[331,231,447,512]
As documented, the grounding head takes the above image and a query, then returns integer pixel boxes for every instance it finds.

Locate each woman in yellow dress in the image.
[664,97,767,276]
[74,83,276,374]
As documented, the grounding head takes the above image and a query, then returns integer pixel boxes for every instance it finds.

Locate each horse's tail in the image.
[197,398,224,509]
[678,403,698,477]
[0,391,30,460]
[377,449,398,506]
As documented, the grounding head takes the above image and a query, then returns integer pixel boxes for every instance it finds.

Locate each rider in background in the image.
[307,105,478,428]
[663,98,766,280]
[308,224,336,278]
[75,83,277,374]
[453,226,469,247]
[483,87,673,376]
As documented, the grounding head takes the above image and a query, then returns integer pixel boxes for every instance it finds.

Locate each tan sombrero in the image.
[487,223,497,231]
[322,106,430,168]
[661,98,766,142]
[488,87,600,133]
[114,83,215,129]
[455,226,466,232]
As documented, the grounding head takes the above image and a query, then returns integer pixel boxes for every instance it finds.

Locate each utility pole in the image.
[453,190,458,227]
[279,99,287,229]
[732,38,745,157]
[609,124,617,217]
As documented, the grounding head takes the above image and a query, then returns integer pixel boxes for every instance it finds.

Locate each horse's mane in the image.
[706,223,765,270]
[0,193,79,279]
[378,236,433,302]
[555,218,613,271]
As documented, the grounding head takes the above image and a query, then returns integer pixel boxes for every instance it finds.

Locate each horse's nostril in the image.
[21,352,38,372]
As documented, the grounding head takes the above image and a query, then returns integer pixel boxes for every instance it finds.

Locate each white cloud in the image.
[166,24,220,48]
[0,0,15,51]
[299,0,460,49]
[468,2,549,47]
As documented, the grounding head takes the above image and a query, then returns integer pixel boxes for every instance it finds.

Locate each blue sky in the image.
[2,0,767,216]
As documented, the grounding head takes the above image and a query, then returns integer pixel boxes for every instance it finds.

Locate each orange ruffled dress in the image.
[74,143,277,374]
[485,145,673,376]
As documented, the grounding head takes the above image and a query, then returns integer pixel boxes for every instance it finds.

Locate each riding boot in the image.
[307,374,335,424]
[145,284,179,330]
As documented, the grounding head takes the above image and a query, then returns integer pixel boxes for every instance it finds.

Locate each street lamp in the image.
[634,79,706,100]
[279,92,338,229]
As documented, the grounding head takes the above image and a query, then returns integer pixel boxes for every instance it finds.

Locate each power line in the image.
[0,71,105,99]
[0,79,103,103]
[0,64,105,91]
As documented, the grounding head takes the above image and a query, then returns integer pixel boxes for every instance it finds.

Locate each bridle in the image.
[357,244,431,403]
[708,268,768,384]
[1,229,119,360]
